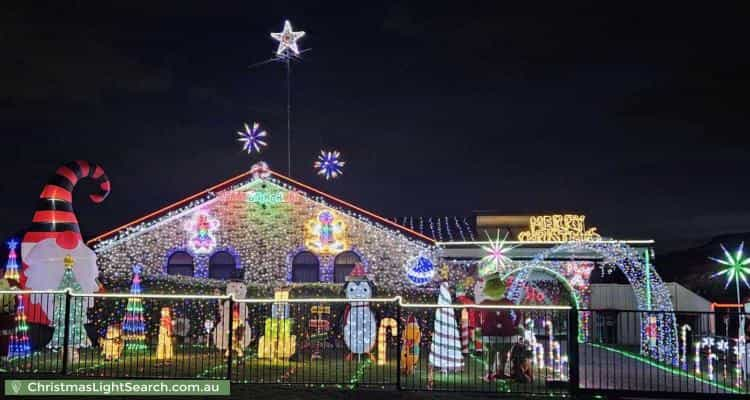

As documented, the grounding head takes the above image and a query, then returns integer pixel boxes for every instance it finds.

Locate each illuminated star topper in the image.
[270,20,306,57]
[709,242,750,289]
[478,230,518,277]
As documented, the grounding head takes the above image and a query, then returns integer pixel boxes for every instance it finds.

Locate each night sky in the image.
[1,2,748,252]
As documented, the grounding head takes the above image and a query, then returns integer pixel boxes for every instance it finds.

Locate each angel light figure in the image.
[185,212,220,254]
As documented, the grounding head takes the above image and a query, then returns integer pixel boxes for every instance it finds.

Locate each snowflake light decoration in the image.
[314,150,345,180]
[237,122,268,154]
[709,242,750,289]
[270,20,306,57]
[478,230,517,277]
[701,336,715,348]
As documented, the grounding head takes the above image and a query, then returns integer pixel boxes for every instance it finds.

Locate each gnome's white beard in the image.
[24,238,99,321]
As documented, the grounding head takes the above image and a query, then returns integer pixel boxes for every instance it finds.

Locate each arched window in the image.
[334,251,361,283]
[209,251,239,280]
[292,252,319,283]
[166,251,194,277]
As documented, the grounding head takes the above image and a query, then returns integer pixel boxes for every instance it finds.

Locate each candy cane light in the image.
[377,317,398,365]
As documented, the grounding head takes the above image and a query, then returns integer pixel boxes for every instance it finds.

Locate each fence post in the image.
[395,299,402,390]
[226,296,233,381]
[567,307,580,395]
[61,289,72,375]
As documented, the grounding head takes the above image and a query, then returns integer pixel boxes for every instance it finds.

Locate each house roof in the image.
[86,167,436,247]
[391,216,477,242]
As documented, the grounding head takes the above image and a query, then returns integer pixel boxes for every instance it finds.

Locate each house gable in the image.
[91,167,436,290]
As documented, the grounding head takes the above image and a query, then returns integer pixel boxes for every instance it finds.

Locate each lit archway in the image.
[501,265,583,310]
[505,241,677,364]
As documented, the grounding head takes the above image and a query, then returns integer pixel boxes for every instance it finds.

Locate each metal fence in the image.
[1,290,749,398]
[578,309,749,398]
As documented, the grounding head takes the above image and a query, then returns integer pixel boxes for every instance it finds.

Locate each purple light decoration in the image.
[237,122,268,154]
[314,150,345,180]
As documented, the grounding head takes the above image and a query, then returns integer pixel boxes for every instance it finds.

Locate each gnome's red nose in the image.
[56,231,79,250]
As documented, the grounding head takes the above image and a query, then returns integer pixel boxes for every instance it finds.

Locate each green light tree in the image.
[49,255,89,349]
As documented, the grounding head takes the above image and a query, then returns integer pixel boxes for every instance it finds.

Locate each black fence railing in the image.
[578,309,750,397]
[1,290,749,398]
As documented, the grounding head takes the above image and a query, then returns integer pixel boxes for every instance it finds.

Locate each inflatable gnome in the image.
[214,281,253,357]
[21,161,110,326]
[475,276,519,381]
[343,263,377,361]
[25,232,99,353]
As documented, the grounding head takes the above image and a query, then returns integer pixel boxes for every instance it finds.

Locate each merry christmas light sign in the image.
[518,214,601,242]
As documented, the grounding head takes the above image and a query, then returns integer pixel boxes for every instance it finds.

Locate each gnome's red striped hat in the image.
[18,161,110,325]
[23,160,110,249]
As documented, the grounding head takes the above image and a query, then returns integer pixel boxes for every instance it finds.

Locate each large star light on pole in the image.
[710,242,750,290]
[270,20,305,57]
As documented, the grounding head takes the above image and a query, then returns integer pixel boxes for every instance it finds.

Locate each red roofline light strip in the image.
[87,168,435,245]
[87,170,253,245]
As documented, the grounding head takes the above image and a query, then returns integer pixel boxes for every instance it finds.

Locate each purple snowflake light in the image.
[314,150,345,180]
[237,122,268,154]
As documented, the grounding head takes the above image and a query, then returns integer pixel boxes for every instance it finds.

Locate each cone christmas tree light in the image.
[8,294,30,358]
[429,282,464,372]
[49,255,89,348]
[122,265,148,353]
[3,239,20,281]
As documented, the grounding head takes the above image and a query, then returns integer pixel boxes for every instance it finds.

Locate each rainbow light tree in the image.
[709,242,750,382]
[122,265,148,353]
[3,239,20,281]
[7,295,30,358]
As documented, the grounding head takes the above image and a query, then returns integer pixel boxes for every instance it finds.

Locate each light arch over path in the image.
[504,241,678,363]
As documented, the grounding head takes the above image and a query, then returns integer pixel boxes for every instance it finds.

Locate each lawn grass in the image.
[1,345,560,394]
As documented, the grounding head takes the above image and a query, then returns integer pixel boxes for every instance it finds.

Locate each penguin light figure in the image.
[343,263,377,361]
